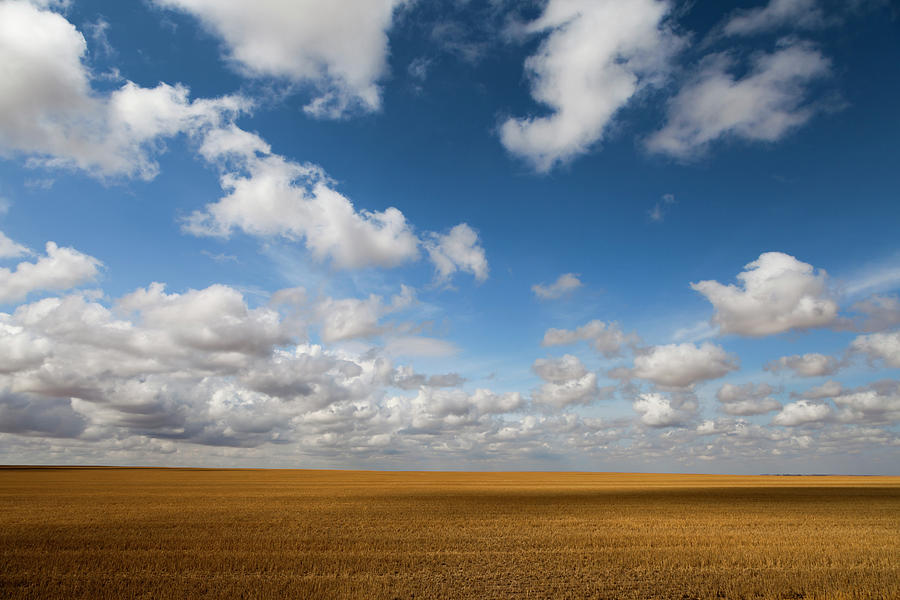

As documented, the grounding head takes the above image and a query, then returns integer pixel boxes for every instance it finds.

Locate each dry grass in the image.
[1,468,898,599]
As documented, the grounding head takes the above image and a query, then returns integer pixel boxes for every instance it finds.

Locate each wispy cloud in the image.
[532,273,582,300]
[648,193,676,222]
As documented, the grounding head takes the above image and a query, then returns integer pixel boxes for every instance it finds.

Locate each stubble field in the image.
[0,468,898,599]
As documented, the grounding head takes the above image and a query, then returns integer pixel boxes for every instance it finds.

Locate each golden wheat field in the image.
[0,468,898,599]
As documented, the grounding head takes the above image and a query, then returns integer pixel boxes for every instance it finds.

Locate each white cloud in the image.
[646,42,830,159]
[16,247,881,464]
[189,127,488,278]
[197,123,271,161]
[185,140,421,270]
[716,382,782,415]
[150,0,408,118]
[773,399,833,426]
[499,0,682,171]
[0,392,87,438]
[315,286,413,343]
[404,387,525,426]
[648,193,676,223]
[2,268,896,469]
[0,279,418,447]
[765,352,842,377]
[407,57,430,82]
[723,0,824,36]
[425,224,489,283]
[633,392,692,427]
[383,336,459,358]
[671,320,718,343]
[541,320,637,358]
[832,380,900,425]
[391,365,464,390]
[116,282,289,358]
[83,16,113,57]
[0,242,101,304]
[532,354,587,383]
[0,1,92,153]
[851,295,900,333]
[533,372,601,409]
[2,3,488,280]
[691,252,838,337]
[0,1,249,179]
[851,331,900,368]
[0,231,29,259]
[531,354,602,409]
[843,263,900,298]
[796,380,843,400]
[632,342,738,388]
[0,315,52,374]
[316,296,381,343]
[532,273,582,300]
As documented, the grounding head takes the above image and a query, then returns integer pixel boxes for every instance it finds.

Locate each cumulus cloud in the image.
[0,1,249,179]
[773,399,833,426]
[0,392,87,438]
[0,1,92,153]
[315,286,414,343]
[3,247,890,468]
[831,380,900,425]
[425,224,489,283]
[851,330,900,368]
[2,3,488,280]
[0,2,250,179]
[0,315,51,374]
[0,242,101,304]
[184,146,420,270]
[646,42,830,159]
[531,355,605,409]
[691,252,838,337]
[420,388,524,419]
[532,372,601,409]
[765,352,842,377]
[632,392,694,427]
[0,231,29,259]
[632,342,738,388]
[391,366,464,390]
[3,269,896,469]
[150,0,407,118]
[532,354,587,382]
[0,286,300,444]
[541,320,638,358]
[0,267,500,450]
[722,0,824,36]
[116,282,290,359]
[499,0,682,171]
[851,295,900,333]
[188,126,488,277]
[716,382,782,415]
[795,379,843,400]
[532,273,582,300]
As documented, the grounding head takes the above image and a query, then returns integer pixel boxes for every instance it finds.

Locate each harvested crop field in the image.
[1,468,898,599]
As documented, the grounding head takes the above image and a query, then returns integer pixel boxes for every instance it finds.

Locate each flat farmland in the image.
[1,468,898,599]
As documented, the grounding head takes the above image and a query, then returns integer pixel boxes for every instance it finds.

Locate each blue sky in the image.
[0,0,899,472]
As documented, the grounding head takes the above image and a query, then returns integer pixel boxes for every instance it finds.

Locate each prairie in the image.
[0,468,898,599]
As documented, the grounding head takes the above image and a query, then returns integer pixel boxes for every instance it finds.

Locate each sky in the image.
[0,0,899,473]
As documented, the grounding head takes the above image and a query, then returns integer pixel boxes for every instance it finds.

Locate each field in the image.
[0,468,898,599]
